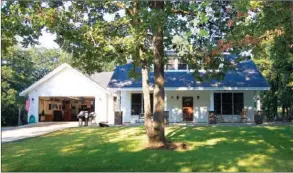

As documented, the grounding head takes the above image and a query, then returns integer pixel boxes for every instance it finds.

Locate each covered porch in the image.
[119,89,263,124]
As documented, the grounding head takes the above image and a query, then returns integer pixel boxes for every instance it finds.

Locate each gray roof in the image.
[89,72,114,89]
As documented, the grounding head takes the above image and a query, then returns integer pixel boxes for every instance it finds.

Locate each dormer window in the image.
[165,58,188,71]
[178,60,188,70]
[166,58,176,70]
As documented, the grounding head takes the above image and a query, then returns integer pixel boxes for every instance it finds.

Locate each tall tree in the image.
[148,1,166,145]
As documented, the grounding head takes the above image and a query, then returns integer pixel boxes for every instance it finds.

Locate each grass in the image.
[2,125,293,172]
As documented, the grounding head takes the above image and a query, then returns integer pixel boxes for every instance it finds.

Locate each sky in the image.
[36,29,59,49]
[31,9,124,49]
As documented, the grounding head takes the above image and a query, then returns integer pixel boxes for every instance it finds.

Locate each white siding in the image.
[244,91,254,122]
[121,91,131,123]
[107,94,115,124]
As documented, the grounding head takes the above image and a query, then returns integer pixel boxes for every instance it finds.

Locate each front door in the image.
[182,97,193,121]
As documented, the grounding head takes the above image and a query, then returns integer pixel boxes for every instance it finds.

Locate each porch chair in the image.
[241,109,248,123]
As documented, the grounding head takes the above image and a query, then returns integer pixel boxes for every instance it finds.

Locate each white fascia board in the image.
[114,87,270,91]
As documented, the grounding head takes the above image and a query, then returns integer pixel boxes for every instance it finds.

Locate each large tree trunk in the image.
[142,60,153,141]
[148,0,166,146]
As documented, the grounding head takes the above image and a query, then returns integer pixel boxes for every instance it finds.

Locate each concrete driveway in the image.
[1,122,78,143]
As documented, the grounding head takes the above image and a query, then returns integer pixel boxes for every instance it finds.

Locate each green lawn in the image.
[2,125,293,172]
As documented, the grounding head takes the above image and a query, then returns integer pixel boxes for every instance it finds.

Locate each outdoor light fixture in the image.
[197,96,200,100]
[177,96,179,100]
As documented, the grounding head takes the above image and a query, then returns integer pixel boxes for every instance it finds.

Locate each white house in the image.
[20,53,269,124]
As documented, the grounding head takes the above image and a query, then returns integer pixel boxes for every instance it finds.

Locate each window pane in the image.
[214,93,221,114]
[166,64,176,70]
[233,93,244,114]
[178,64,187,70]
[222,93,232,103]
[131,105,141,115]
[222,103,233,114]
[132,94,141,103]
[131,94,142,115]
[166,58,176,70]
[234,104,244,115]
[222,93,232,114]
[233,93,243,103]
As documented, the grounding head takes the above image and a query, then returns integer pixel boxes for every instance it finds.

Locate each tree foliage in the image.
[225,1,293,121]
[1,47,72,126]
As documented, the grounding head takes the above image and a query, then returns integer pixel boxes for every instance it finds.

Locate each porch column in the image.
[164,92,167,111]
[208,91,216,124]
[256,91,261,111]
[209,91,214,111]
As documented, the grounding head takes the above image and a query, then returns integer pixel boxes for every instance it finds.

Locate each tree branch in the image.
[170,9,196,16]
[113,2,125,9]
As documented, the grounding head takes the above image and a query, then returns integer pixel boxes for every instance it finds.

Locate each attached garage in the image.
[19,63,115,124]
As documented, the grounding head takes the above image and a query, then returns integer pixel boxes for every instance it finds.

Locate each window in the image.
[166,58,176,70]
[131,94,142,115]
[178,60,188,70]
[214,93,244,115]
[178,64,188,70]
[131,93,154,115]
[234,93,244,115]
[166,58,188,70]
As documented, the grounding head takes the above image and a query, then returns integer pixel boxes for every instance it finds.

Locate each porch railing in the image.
[139,111,169,124]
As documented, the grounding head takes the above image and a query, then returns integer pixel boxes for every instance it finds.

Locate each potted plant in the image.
[254,111,263,124]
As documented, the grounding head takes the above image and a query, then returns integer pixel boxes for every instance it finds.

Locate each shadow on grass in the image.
[2,125,293,172]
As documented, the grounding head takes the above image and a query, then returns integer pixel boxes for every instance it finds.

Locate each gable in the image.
[20,64,109,96]
[34,68,106,97]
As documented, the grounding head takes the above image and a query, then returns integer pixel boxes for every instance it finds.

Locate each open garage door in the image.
[39,97,95,122]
